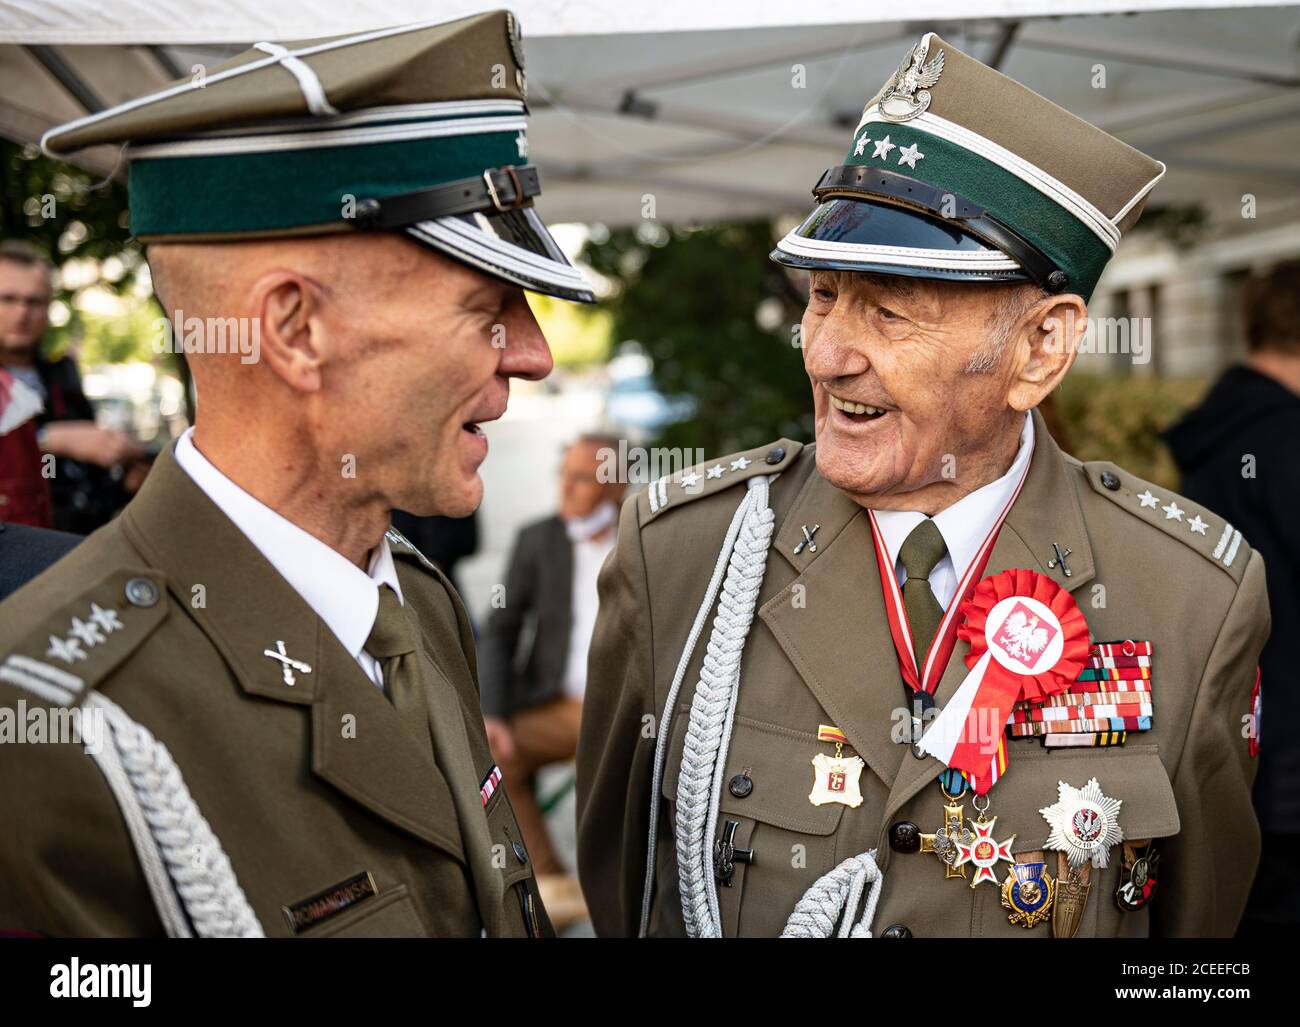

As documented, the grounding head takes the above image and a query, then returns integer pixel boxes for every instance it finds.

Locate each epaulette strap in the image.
[642,438,803,524]
[0,568,169,706]
[1082,461,1250,583]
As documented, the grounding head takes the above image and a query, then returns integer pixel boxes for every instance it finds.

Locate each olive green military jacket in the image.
[577,410,1266,938]
[0,447,550,938]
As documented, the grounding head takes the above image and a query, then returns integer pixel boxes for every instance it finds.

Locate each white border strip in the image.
[181,100,526,139]
[775,231,1020,272]
[127,115,526,159]
[857,106,1120,251]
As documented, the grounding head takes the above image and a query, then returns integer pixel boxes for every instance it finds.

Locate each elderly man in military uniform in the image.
[577,32,1268,938]
[0,11,595,937]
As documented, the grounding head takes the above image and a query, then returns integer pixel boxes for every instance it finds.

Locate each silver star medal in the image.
[1040,778,1124,870]
[878,38,945,123]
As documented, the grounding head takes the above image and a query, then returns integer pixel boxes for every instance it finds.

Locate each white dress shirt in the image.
[562,501,618,700]
[174,428,403,689]
[873,413,1034,610]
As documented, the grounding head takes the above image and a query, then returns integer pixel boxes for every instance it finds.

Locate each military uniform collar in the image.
[172,427,401,662]
[872,413,1034,596]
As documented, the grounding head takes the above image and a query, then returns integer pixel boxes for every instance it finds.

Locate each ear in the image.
[1006,293,1086,412]
[250,271,327,392]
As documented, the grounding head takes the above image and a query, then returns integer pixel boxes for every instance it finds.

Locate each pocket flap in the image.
[996,744,1180,850]
[662,710,845,836]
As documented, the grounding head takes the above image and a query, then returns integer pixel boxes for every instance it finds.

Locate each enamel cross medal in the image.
[808,725,864,808]
[952,793,1015,888]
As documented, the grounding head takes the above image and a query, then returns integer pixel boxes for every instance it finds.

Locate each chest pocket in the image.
[661,709,845,937]
[968,742,1179,937]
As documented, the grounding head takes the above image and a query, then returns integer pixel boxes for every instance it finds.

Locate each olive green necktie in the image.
[898,518,948,663]
[365,585,431,747]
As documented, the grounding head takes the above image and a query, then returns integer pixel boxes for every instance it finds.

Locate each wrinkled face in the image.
[801,271,1021,506]
[558,440,612,520]
[320,238,553,518]
[0,260,51,358]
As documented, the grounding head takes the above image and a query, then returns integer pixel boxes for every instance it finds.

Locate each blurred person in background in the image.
[479,434,626,927]
[1166,259,1300,935]
[0,239,146,534]
[0,362,52,527]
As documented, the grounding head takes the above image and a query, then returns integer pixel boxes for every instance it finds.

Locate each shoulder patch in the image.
[0,567,169,707]
[638,438,803,525]
[1081,460,1251,584]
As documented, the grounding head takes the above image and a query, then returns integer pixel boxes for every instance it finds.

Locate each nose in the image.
[497,294,554,382]
[802,306,871,384]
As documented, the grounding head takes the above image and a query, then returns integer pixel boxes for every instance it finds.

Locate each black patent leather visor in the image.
[771,197,1032,284]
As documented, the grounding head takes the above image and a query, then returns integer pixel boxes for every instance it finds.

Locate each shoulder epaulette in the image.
[1081,460,1251,584]
[0,567,169,708]
[639,438,803,525]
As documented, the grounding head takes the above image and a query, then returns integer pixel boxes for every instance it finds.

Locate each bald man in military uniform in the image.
[577,32,1267,938]
[0,11,595,937]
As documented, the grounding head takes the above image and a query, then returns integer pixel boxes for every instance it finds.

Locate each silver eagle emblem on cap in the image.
[878,36,945,123]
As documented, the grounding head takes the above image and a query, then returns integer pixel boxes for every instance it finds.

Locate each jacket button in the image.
[765,447,785,465]
[881,923,913,939]
[728,773,753,798]
[1100,471,1120,491]
[124,577,159,608]
[512,841,528,864]
[889,820,920,853]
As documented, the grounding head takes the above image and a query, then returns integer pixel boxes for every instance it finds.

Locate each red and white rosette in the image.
[918,568,1090,792]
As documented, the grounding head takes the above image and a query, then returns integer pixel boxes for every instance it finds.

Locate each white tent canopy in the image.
[2,1,1298,227]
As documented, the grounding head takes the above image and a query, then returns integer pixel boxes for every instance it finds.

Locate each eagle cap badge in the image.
[878,34,946,123]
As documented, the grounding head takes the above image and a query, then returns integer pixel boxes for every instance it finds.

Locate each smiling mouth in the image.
[828,393,888,422]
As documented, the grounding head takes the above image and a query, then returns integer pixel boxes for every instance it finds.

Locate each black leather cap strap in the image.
[353,165,540,230]
[813,164,1068,292]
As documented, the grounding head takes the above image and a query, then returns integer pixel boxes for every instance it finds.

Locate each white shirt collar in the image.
[173,427,403,659]
[873,413,1034,584]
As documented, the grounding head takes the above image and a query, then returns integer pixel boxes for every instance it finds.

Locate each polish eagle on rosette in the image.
[918,569,1092,792]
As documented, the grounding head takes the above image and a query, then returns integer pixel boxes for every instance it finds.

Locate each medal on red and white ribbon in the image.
[867,448,1032,791]
[917,568,1091,793]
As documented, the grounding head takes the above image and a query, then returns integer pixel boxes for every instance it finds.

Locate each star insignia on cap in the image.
[853,133,870,157]
[1162,500,1184,522]
[730,456,752,471]
[1136,489,1159,509]
[896,143,925,169]
[1187,514,1208,535]
[515,132,529,159]
[706,464,725,479]
[871,135,896,160]
[680,471,702,489]
[46,634,87,664]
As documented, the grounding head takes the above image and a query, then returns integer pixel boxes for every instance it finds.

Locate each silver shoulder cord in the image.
[84,691,264,937]
[637,475,883,938]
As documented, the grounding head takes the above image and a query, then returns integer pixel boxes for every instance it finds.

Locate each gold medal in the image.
[808,725,865,808]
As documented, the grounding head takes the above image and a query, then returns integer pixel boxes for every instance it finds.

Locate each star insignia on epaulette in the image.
[1162,500,1184,522]
[46,634,87,663]
[1137,489,1158,509]
[680,471,702,488]
[89,603,124,635]
[730,456,751,471]
[707,464,725,479]
[1188,515,1207,535]
[67,616,106,648]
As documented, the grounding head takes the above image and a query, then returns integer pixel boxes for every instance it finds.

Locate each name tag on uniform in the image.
[282,871,377,933]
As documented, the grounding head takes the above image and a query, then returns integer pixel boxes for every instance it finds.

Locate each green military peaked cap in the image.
[772,31,1166,300]
[41,10,594,303]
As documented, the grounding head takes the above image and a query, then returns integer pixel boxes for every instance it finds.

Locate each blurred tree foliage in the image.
[581,220,814,454]
[1054,374,1209,490]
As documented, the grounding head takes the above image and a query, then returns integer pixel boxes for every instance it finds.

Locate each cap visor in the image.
[406,206,595,303]
[772,198,1030,283]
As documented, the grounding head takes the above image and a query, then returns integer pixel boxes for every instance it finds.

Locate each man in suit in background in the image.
[480,434,625,925]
